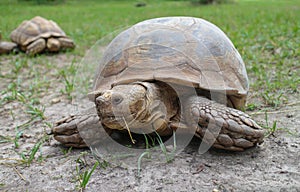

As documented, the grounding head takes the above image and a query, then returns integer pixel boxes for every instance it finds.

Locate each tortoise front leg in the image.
[52,115,87,148]
[52,106,113,148]
[46,38,60,52]
[26,38,46,55]
[185,96,265,151]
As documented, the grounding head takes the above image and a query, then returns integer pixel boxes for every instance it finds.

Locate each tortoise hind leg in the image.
[184,96,265,151]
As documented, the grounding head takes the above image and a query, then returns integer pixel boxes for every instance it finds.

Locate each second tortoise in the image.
[10,16,75,55]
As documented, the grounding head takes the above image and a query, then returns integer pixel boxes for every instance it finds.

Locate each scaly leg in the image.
[26,38,46,55]
[47,38,60,52]
[185,96,265,151]
[52,107,110,148]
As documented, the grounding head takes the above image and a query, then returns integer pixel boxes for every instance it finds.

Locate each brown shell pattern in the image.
[91,17,249,109]
[10,16,67,46]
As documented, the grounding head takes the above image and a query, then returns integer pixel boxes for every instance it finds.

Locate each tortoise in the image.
[0,33,17,54]
[52,17,265,152]
[9,16,75,55]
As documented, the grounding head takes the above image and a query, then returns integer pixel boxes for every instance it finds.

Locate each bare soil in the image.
[0,54,299,192]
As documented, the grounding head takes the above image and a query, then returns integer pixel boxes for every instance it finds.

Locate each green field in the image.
[1,0,299,108]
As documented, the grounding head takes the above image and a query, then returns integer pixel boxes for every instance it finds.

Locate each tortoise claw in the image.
[52,111,103,148]
[52,115,87,148]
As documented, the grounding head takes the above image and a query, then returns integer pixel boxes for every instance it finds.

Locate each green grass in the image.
[75,161,99,191]
[1,0,299,103]
[73,152,99,191]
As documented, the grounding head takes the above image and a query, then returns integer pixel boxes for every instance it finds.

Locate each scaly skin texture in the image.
[185,96,265,151]
[53,114,90,148]
[26,38,46,55]
[53,111,112,148]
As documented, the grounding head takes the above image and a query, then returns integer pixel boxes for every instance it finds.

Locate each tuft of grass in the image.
[59,69,74,99]
[137,134,151,176]
[137,131,177,176]
[155,131,176,163]
[262,91,287,108]
[19,137,45,165]
[77,161,99,190]
[58,61,77,99]
[262,111,297,137]
[26,104,45,120]
[1,80,26,104]
[61,146,73,156]
[74,153,99,191]
[12,58,28,75]
[246,103,259,111]
[137,151,151,177]
[263,111,278,137]
[14,130,23,148]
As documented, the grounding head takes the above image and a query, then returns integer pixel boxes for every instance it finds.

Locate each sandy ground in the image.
[0,54,299,192]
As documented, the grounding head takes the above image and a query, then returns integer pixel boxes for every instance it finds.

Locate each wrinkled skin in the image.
[53,81,265,151]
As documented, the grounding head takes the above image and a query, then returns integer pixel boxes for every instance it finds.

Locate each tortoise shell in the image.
[92,17,249,109]
[10,16,67,48]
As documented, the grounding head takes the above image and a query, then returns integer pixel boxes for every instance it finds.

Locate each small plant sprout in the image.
[19,138,44,166]
[14,130,23,148]
[137,131,177,176]
[61,147,73,156]
[75,160,99,191]
[58,61,77,99]
[10,57,28,76]
[155,131,176,163]
[137,134,152,176]
[59,69,74,99]
[263,112,278,137]
[137,151,150,177]
[26,104,45,120]
[262,91,286,107]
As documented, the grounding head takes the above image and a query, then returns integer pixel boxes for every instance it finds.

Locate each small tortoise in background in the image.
[52,17,265,152]
[9,16,75,55]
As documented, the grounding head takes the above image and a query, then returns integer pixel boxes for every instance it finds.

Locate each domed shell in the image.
[10,16,67,47]
[92,17,249,109]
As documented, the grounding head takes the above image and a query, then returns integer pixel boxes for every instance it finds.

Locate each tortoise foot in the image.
[186,96,265,151]
[53,115,87,148]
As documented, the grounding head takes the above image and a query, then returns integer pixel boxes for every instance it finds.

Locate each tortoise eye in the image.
[112,94,123,105]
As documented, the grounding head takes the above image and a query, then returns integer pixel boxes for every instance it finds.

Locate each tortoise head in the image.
[94,82,170,134]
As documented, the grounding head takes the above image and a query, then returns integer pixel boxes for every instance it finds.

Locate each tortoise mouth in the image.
[102,116,124,130]
[101,115,136,130]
